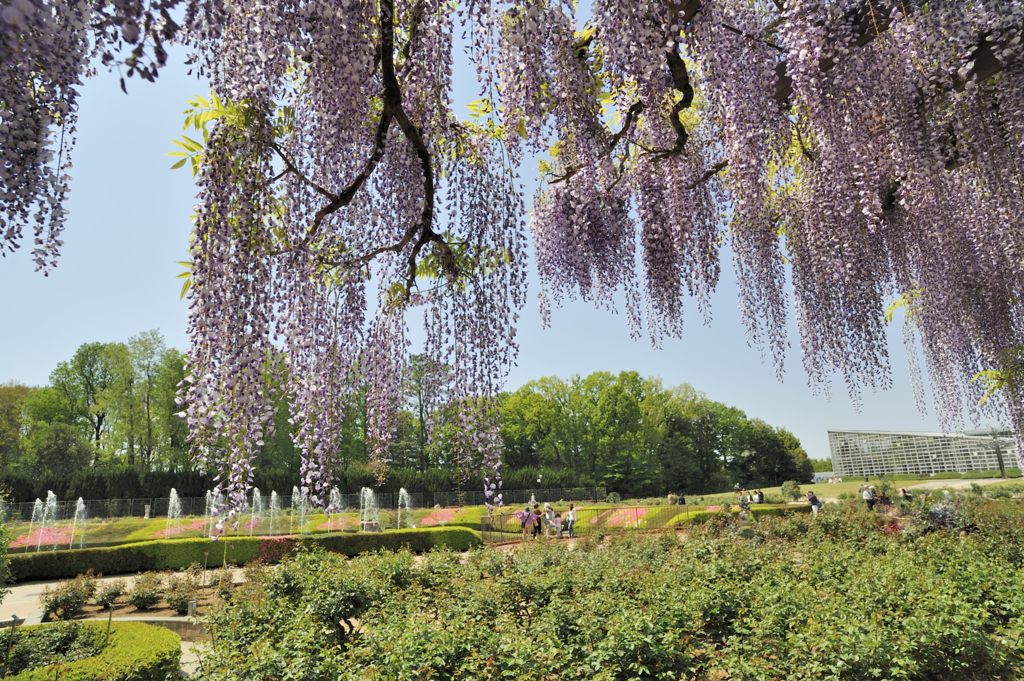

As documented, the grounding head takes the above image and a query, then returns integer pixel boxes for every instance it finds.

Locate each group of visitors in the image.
[860,483,912,511]
[736,489,765,506]
[516,502,577,539]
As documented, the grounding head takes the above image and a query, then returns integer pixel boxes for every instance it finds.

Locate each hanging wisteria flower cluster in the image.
[3,0,1024,505]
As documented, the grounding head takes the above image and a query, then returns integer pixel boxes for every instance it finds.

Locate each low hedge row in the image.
[670,503,812,526]
[9,527,482,581]
[9,622,179,681]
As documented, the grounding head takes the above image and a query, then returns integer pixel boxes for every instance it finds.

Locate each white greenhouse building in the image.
[828,429,1019,477]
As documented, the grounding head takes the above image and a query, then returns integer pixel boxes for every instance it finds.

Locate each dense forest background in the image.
[0,331,814,502]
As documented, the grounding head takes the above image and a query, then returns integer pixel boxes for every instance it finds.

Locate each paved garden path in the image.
[0,568,245,624]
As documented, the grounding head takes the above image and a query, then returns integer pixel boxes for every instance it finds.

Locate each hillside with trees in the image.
[0,333,811,501]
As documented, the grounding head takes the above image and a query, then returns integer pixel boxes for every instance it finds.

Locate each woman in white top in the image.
[565,504,576,538]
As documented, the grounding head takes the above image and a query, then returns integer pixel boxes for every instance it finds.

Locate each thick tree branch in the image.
[339,0,454,296]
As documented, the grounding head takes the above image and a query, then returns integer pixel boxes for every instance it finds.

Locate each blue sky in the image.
[0,45,965,460]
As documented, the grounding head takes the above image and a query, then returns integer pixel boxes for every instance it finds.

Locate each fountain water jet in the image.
[207,490,225,539]
[396,488,413,529]
[203,490,213,536]
[291,486,309,534]
[166,489,182,535]
[360,487,380,532]
[250,488,263,537]
[328,487,342,532]
[269,491,280,535]
[69,497,86,549]
[27,498,43,549]
[37,491,57,551]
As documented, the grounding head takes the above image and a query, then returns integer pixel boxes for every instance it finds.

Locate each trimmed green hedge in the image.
[9,622,179,681]
[749,504,813,519]
[668,504,812,526]
[9,527,481,581]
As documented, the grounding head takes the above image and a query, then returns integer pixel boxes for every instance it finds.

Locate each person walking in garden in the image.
[520,506,532,539]
[565,504,576,538]
[552,512,563,537]
[532,504,544,539]
[807,491,822,516]
[863,485,876,511]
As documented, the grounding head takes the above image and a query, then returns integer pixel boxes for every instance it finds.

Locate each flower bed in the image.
[10,527,73,549]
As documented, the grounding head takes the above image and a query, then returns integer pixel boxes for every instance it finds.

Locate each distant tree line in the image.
[0,333,812,502]
[497,373,814,497]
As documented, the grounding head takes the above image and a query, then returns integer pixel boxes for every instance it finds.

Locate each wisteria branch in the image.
[321,0,455,297]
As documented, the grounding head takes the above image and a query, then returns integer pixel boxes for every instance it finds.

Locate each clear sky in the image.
[0,45,974,461]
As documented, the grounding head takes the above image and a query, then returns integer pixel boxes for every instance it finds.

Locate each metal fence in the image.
[1,487,606,524]
[479,504,697,542]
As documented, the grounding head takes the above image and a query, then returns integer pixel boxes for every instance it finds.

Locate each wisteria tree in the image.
[3,0,1024,513]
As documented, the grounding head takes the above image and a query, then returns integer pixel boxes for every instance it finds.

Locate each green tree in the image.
[23,422,94,477]
[50,342,128,459]
[153,347,190,469]
[128,330,167,466]
[0,384,30,474]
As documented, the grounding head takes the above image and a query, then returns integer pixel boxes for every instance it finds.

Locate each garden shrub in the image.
[8,527,481,581]
[192,499,1024,681]
[126,573,163,610]
[780,479,802,500]
[41,574,96,620]
[749,503,812,519]
[164,571,200,614]
[7,621,179,681]
[0,622,104,676]
[94,580,126,608]
[210,568,234,601]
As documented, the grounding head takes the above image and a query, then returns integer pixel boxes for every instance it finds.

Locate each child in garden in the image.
[552,512,563,537]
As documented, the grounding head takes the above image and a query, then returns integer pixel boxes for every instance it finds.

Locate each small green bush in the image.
[41,574,95,620]
[8,621,179,681]
[0,622,104,675]
[126,573,163,611]
[164,571,200,614]
[8,527,482,581]
[94,580,126,608]
[210,568,234,601]
[780,480,802,500]
[606,491,622,504]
